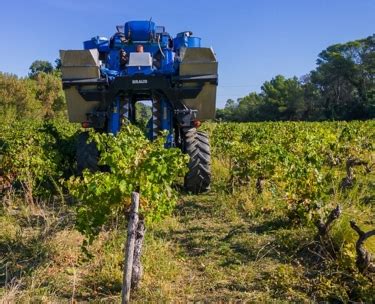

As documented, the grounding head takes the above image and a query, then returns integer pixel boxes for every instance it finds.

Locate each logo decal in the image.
[132,80,148,84]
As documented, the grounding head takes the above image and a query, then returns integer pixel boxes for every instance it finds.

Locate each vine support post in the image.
[131,217,145,288]
[122,192,140,304]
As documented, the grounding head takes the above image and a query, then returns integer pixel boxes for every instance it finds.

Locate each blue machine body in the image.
[173,32,201,50]
[83,36,110,52]
[71,20,217,147]
[83,21,181,78]
[108,98,121,134]
[124,21,156,41]
[160,99,174,147]
[82,21,199,141]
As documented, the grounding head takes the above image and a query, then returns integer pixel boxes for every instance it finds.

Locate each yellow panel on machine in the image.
[179,47,218,120]
[59,49,101,122]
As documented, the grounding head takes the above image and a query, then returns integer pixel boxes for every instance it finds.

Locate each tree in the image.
[54,58,62,70]
[29,60,54,78]
[300,74,324,120]
[0,73,41,120]
[34,72,65,118]
[235,93,264,121]
[310,35,375,119]
[261,75,305,120]
[216,34,375,122]
[1,60,67,121]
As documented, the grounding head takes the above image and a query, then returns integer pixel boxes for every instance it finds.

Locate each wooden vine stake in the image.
[122,192,140,304]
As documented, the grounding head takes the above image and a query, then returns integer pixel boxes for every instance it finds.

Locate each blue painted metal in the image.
[100,67,119,79]
[83,20,203,144]
[160,99,174,147]
[186,37,201,47]
[108,98,121,134]
[160,34,170,47]
[127,65,154,75]
[83,36,109,52]
[94,22,202,79]
[173,32,201,51]
[106,49,121,71]
[161,49,175,74]
[125,21,156,41]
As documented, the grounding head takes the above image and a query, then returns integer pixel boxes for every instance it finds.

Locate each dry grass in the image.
[0,158,374,303]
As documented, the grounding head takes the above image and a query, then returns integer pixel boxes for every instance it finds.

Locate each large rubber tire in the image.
[76,132,99,175]
[183,128,211,194]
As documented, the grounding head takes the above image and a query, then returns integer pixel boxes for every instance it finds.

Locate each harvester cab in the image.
[60,20,218,193]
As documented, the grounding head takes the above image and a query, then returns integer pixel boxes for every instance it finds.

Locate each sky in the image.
[0,0,374,108]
